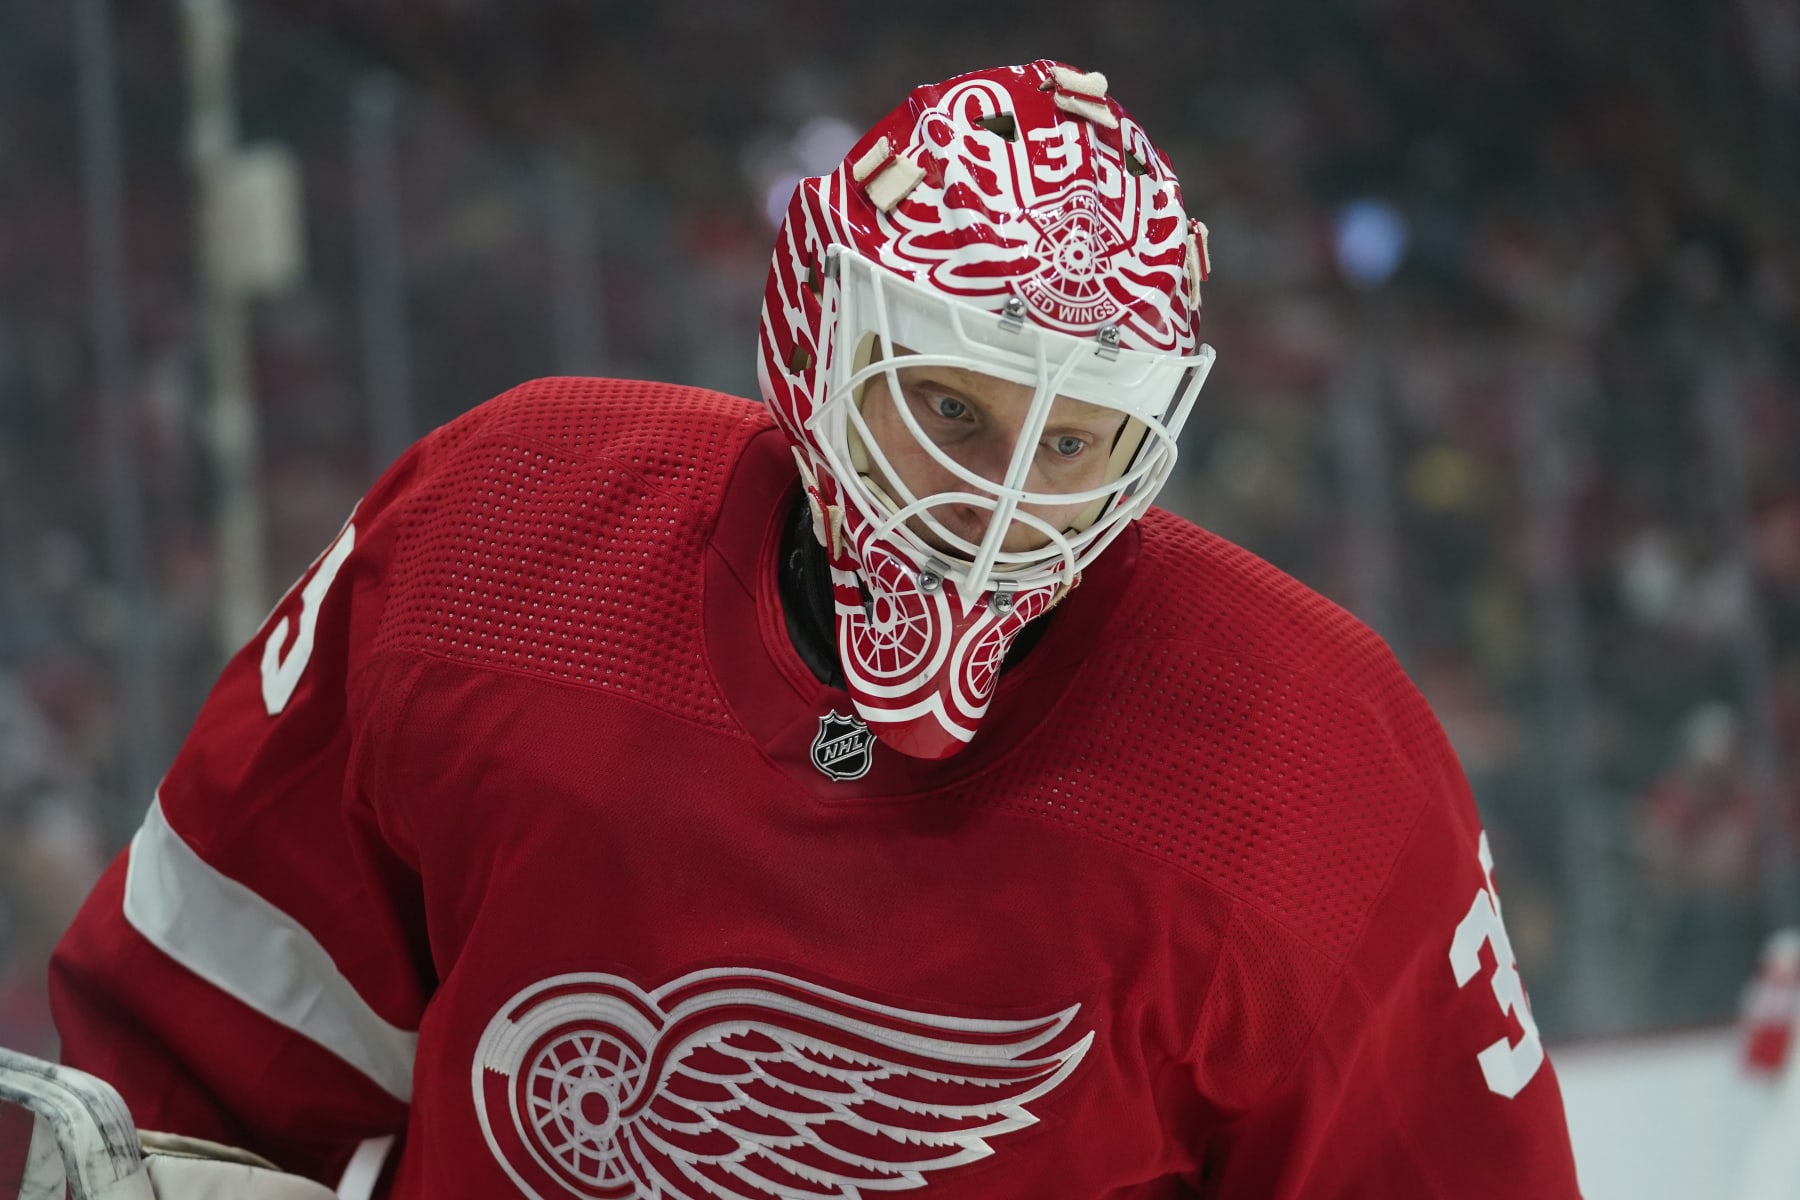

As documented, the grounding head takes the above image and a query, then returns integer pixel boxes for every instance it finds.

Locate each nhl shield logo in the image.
[811,710,875,780]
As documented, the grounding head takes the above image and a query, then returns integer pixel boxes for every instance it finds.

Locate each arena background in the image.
[1,0,1797,1193]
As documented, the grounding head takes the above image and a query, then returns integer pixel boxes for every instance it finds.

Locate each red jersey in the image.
[51,378,1580,1198]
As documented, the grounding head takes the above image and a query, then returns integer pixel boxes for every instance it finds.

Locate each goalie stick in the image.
[0,1048,344,1200]
[0,1045,149,1200]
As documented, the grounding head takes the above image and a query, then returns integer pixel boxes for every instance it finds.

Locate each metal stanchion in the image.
[544,148,608,378]
[1329,340,1405,663]
[74,0,164,833]
[1516,349,1612,1032]
[351,71,414,473]
[180,0,267,659]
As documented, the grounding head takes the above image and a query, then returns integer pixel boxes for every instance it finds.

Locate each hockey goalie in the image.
[19,60,1578,1199]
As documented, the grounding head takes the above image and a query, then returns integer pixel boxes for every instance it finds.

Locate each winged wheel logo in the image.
[472,968,1092,1199]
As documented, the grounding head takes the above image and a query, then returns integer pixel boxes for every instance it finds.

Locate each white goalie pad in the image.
[141,1153,337,1200]
[0,1047,334,1200]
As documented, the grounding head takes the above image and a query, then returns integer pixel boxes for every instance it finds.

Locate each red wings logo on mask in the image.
[473,967,1092,1200]
[867,78,1194,353]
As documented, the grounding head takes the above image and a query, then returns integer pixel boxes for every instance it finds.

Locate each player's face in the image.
[859,362,1128,555]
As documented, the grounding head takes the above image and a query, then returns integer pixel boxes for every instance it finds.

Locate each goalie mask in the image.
[757,60,1216,760]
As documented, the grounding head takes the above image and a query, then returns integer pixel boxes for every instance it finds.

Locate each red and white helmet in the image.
[757,60,1215,759]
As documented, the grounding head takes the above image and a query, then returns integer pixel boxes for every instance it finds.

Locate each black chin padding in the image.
[775,494,1053,691]
[779,495,847,689]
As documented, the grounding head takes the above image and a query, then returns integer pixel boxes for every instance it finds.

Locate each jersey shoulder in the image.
[1012,508,1471,964]
[1123,506,1399,692]
[425,376,772,500]
[367,378,771,725]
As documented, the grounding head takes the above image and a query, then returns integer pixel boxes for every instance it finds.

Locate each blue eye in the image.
[1049,434,1087,458]
[931,395,968,420]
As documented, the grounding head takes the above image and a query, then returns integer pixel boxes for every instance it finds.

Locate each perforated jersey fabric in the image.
[373,377,758,731]
[51,378,1580,1199]
[984,507,1440,962]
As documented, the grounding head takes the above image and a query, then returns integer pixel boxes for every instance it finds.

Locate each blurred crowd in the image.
[1,0,1797,1051]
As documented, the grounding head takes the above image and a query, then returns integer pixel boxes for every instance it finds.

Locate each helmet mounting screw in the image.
[999,294,1028,333]
[1095,325,1122,360]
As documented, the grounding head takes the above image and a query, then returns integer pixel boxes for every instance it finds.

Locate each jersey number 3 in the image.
[261,521,357,715]
[1448,832,1544,1099]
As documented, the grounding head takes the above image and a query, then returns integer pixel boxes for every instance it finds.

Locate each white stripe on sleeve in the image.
[335,1134,395,1200]
[123,795,418,1103]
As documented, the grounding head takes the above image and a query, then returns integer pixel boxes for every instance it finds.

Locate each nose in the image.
[956,435,1018,489]
[947,502,989,536]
